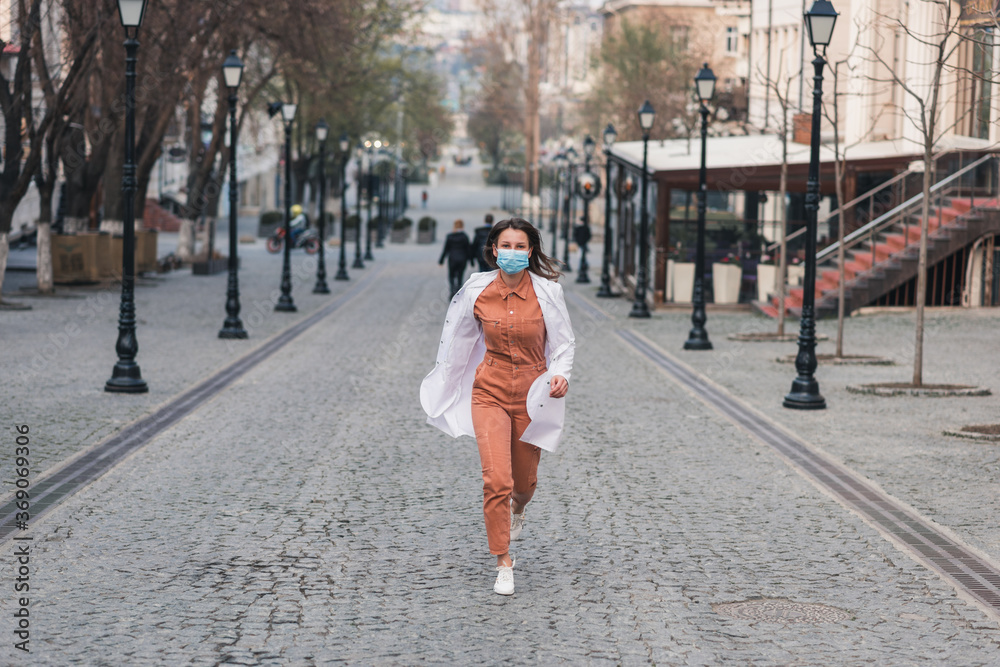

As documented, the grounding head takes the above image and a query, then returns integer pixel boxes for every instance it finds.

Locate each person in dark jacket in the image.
[439,219,472,297]
[471,213,494,272]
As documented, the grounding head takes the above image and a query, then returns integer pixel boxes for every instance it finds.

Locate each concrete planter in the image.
[52,233,101,283]
[757,264,777,302]
[787,264,804,286]
[192,257,231,275]
[136,230,158,273]
[712,262,742,304]
[670,262,695,303]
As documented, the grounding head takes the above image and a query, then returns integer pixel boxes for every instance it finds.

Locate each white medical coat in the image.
[419,270,575,452]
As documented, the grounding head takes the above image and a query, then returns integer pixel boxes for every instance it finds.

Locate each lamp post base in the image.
[628,302,650,318]
[313,281,331,294]
[683,334,713,351]
[334,268,350,281]
[783,382,827,410]
[596,285,620,298]
[274,297,297,312]
[575,271,591,284]
[218,324,248,339]
[105,363,148,393]
[352,258,365,269]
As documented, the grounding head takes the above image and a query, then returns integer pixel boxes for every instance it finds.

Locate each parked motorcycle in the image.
[266,225,320,254]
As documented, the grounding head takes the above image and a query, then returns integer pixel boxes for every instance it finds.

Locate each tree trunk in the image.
[0,233,8,300]
[912,152,932,387]
[36,222,53,293]
[834,159,846,357]
[777,145,788,336]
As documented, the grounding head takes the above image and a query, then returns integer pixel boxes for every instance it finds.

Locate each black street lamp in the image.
[785,0,836,409]
[218,50,248,339]
[598,123,619,297]
[552,153,567,257]
[353,145,365,269]
[106,0,150,393]
[629,100,655,318]
[335,132,350,281]
[576,135,600,284]
[684,64,717,350]
[271,101,298,312]
[563,146,578,272]
[364,141,375,261]
[313,119,331,294]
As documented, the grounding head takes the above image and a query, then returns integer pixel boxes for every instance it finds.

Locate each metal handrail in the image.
[765,147,957,252]
[815,153,995,263]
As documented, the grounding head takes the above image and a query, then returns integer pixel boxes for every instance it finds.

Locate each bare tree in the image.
[756,49,799,338]
[860,0,977,386]
[479,0,561,216]
[0,0,97,299]
[821,48,886,358]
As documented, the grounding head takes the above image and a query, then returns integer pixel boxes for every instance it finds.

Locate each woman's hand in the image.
[549,375,569,398]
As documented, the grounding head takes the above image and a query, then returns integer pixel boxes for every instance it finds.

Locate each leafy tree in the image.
[580,18,707,141]
[466,43,523,170]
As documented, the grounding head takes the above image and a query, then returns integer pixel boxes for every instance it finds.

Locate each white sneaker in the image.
[510,508,526,541]
[494,558,515,595]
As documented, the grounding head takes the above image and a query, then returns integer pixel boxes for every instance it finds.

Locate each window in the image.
[725,26,738,54]
[671,25,690,52]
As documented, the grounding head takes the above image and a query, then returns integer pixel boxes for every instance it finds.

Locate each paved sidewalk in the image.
[4,238,1000,664]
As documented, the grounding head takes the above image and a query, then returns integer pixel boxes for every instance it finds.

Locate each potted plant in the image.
[669,244,695,303]
[343,214,359,243]
[756,254,778,302]
[417,216,437,244]
[712,253,743,304]
[257,210,284,238]
[787,256,805,287]
[391,217,413,243]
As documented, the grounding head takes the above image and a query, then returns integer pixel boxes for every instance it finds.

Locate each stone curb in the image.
[727,332,829,342]
[775,354,895,365]
[846,384,992,397]
[943,428,1000,441]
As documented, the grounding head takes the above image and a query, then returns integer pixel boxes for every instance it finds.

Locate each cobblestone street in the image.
[3,173,1000,664]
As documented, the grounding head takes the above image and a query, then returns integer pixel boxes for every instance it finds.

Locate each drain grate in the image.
[0,267,383,544]
[617,328,1000,623]
[714,599,851,624]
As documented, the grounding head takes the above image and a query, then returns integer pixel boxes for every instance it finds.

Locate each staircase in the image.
[757,153,1000,318]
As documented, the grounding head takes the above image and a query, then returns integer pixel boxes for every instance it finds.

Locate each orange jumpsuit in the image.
[471,271,548,555]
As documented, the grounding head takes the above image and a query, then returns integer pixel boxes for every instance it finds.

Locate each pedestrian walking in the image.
[439,219,472,298]
[471,213,494,273]
[420,217,575,596]
[421,190,428,209]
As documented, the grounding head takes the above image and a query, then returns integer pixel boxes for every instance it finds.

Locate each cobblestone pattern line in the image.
[12,245,1000,664]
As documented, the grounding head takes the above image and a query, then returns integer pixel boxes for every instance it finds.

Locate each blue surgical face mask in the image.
[495,248,530,274]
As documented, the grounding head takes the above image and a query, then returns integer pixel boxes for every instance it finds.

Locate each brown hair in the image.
[453,219,464,230]
[482,217,562,280]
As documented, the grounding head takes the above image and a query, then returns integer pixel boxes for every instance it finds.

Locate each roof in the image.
[608,133,998,191]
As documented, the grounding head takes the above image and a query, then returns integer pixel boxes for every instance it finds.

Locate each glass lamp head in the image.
[603,123,617,150]
[281,103,297,124]
[583,135,596,158]
[805,0,838,48]
[117,0,148,27]
[637,100,655,131]
[694,63,717,103]
[222,50,243,89]
[315,118,329,142]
